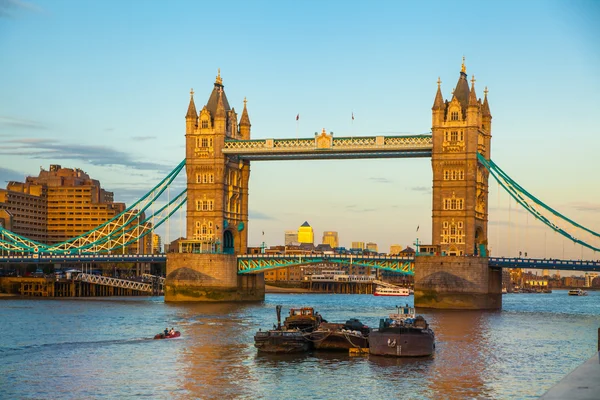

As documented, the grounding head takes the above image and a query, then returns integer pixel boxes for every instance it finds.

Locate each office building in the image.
[284,230,298,245]
[351,241,365,250]
[298,221,314,244]
[322,231,338,248]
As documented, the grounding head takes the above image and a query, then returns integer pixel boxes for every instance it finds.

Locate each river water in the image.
[1,290,599,399]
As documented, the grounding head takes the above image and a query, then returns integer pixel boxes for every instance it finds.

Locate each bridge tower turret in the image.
[430,58,492,257]
[416,58,500,310]
[165,70,263,302]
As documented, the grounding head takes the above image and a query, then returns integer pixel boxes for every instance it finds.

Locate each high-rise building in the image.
[351,241,365,250]
[152,233,163,254]
[389,244,403,255]
[0,165,151,252]
[322,231,338,248]
[298,221,313,244]
[284,230,298,245]
[366,242,378,252]
[25,164,126,244]
[0,181,47,242]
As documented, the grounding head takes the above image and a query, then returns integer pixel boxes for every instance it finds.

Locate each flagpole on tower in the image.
[296,113,299,142]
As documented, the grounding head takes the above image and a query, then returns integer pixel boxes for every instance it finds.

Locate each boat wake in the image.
[0,337,154,357]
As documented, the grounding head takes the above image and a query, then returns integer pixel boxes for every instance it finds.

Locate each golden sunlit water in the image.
[2,291,598,399]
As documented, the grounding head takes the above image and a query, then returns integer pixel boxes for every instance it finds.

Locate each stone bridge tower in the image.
[431,58,492,257]
[414,59,501,309]
[165,70,264,302]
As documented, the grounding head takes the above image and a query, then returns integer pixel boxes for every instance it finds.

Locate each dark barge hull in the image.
[369,328,434,357]
[311,330,369,351]
[254,331,311,353]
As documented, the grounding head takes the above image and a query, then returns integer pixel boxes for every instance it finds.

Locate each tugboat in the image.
[309,318,370,351]
[369,305,435,357]
[254,305,313,353]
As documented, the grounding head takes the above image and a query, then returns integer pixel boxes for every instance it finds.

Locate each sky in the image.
[1,0,599,263]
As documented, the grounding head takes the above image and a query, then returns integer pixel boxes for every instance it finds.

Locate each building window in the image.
[451,131,458,141]
[451,111,459,121]
[201,120,208,129]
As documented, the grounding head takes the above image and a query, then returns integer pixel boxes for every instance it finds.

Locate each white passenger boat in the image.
[374,286,410,297]
[568,289,588,296]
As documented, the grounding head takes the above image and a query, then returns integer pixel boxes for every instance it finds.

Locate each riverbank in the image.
[265,285,311,294]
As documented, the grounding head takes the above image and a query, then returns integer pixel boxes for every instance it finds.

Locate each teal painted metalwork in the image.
[0,160,186,255]
[478,154,600,252]
[237,254,414,275]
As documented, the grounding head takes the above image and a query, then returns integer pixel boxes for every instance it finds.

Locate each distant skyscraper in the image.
[297,221,314,244]
[322,231,338,248]
[366,242,378,252]
[389,244,403,255]
[351,241,365,250]
[284,230,298,245]
[152,233,162,254]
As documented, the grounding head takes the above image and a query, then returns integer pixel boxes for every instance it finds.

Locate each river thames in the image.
[1,290,598,399]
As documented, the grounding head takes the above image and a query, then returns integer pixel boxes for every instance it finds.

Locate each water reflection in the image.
[425,310,498,399]
[173,303,256,400]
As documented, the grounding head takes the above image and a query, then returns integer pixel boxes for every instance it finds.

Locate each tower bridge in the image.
[2,61,599,308]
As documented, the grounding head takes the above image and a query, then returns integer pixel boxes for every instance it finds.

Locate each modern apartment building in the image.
[0,181,47,242]
[0,164,152,253]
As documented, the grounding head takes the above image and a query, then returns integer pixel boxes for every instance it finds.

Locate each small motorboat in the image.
[154,331,181,340]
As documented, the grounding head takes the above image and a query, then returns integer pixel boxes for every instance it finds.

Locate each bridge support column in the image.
[165,253,264,302]
[414,256,501,310]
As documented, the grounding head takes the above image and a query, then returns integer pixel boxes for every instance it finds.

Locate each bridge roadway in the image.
[1,254,599,272]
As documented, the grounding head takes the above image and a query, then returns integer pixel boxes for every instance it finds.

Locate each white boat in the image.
[568,289,588,296]
[374,286,410,297]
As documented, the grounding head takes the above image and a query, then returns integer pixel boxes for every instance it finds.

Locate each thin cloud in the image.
[132,136,157,141]
[249,210,276,220]
[369,177,392,184]
[0,116,47,129]
[0,166,26,183]
[0,138,175,173]
[568,202,600,213]
[411,186,431,193]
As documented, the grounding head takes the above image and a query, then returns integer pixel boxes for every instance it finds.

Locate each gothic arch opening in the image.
[474,227,486,256]
[223,230,234,254]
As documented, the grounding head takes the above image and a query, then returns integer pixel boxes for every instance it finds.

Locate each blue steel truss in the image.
[237,254,415,275]
[488,257,600,271]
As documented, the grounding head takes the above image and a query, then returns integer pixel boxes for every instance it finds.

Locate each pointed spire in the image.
[186,88,197,119]
[432,77,444,110]
[469,75,478,106]
[482,86,491,117]
[215,68,223,85]
[461,56,466,74]
[240,97,251,126]
[215,87,226,119]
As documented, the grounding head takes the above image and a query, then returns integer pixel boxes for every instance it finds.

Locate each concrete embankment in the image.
[540,352,600,400]
[265,285,311,294]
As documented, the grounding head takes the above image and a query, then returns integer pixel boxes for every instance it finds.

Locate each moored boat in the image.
[254,305,315,353]
[568,289,588,296]
[369,305,435,357]
[374,286,410,296]
[309,318,370,351]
